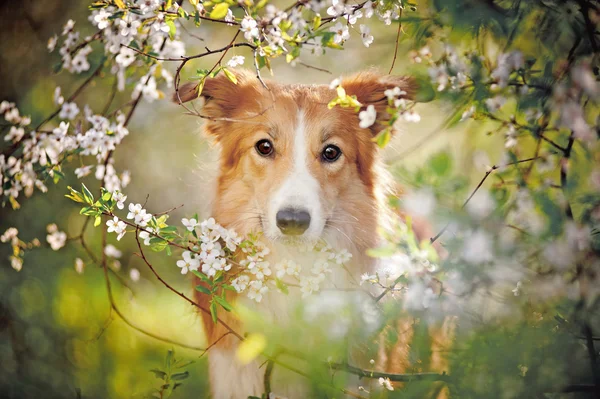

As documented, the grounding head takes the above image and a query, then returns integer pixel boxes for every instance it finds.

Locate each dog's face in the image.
[177,70,415,248]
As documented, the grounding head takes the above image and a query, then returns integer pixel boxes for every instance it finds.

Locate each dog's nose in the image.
[276,208,311,235]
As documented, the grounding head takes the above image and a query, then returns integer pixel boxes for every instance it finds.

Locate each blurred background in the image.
[0,1,513,398]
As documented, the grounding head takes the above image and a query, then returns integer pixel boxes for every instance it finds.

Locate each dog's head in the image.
[176,70,416,248]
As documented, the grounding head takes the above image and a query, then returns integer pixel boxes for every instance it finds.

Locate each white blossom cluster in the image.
[171,216,353,303]
[231,240,352,302]
[1,2,190,207]
[233,0,404,66]
[46,223,67,251]
[1,227,41,272]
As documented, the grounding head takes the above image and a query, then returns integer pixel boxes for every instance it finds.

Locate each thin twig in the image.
[329,362,451,382]
[430,156,542,244]
[133,231,244,341]
[388,10,403,74]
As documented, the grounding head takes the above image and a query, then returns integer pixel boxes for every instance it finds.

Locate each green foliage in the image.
[150,350,194,398]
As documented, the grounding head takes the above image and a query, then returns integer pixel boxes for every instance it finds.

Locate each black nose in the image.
[276,208,311,235]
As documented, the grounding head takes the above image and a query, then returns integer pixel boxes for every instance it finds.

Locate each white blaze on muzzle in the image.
[267,111,324,240]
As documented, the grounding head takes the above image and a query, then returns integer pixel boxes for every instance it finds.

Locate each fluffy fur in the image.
[176,70,451,398]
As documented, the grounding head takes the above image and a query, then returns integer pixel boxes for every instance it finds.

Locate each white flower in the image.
[182,218,199,232]
[119,15,141,37]
[106,216,127,240]
[330,22,350,44]
[127,203,143,220]
[4,107,20,124]
[311,259,332,279]
[241,17,259,41]
[47,35,58,52]
[460,105,475,121]
[232,275,250,293]
[130,268,140,282]
[379,377,394,391]
[358,104,376,128]
[75,258,85,274]
[275,259,300,279]
[92,9,111,30]
[116,46,136,68]
[250,261,272,280]
[200,217,218,232]
[334,249,352,264]
[572,63,599,98]
[1,227,19,245]
[300,276,320,297]
[177,251,200,274]
[53,87,64,105]
[62,19,75,35]
[104,244,122,258]
[46,229,67,251]
[5,126,24,142]
[74,165,92,178]
[403,110,421,123]
[384,86,406,101]
[363,1,374,18]
[113,191,127,209]
[139,228,155,246]
[11,257,23,272]
[59,102,80,120]
[223,229,241,251]
[329,77,342,89]
[485,95,506,112]
[327,0,345,17]
[247,280,268,302]
[136,209,152,227]
[227,55,245,68]
[512,281,522,296]
[360,272,377,285]
[359,25,373,47]
[224,9,235,25]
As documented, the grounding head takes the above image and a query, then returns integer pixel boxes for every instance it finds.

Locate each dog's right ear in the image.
[173,69,260,121]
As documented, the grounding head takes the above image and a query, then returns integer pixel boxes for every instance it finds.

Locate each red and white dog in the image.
[176,70,449,398]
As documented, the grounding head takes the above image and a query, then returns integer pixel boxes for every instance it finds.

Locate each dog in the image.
[175,69,453,398]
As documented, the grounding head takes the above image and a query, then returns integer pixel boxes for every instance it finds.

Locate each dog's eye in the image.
[255,139,274,156]
[322,144,342,162]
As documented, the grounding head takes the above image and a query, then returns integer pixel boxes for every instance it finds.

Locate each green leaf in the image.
[166,20,176,40]
[81,183,94,204]
[171,371,189,381]
[366,245,396,258]
[66,186,85,203]
[94,216,102,227]
[101,190,113,202]
[210,301,218,324]
[173,359,195,369]
[195,285,212,295]
[165,350,174,371]
[223,68,238,84]
[275,279,289,295]
[209,3,229,19]
[80,206,98,216]
[191,270,211,283]
[374,129,391,149]
[214,295,233,311]
[150,369,167,380]
[52,169,65,184]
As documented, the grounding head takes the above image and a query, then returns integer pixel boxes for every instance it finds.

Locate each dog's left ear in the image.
[341,71,418,133]
[172,69,261,118]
